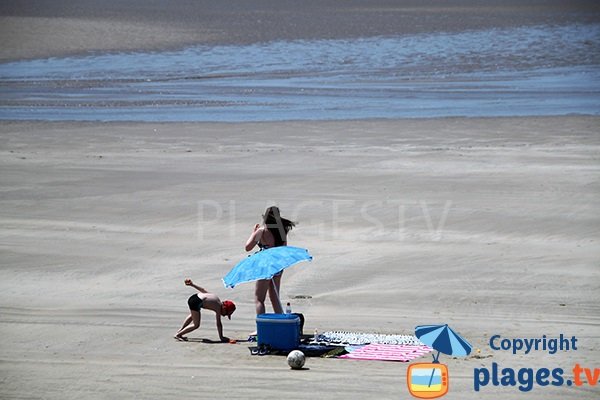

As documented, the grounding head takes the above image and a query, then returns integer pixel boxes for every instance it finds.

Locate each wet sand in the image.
[1,117,599,399]
[1,0,599,61]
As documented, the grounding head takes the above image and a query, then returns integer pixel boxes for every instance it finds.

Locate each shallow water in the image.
[0,24,599,121]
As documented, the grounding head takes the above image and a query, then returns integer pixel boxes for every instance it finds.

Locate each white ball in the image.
[287,350,306,369]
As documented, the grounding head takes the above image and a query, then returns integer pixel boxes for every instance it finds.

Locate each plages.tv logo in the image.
[407,324,472,399]
[474,333,599,392]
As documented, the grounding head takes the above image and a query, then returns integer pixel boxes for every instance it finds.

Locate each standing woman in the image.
[245,206,295,315]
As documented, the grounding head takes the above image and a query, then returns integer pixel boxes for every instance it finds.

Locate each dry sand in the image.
[1,117,599,399]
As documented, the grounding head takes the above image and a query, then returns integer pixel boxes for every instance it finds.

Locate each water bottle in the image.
[314,328,319,342]
[285,302,292,314]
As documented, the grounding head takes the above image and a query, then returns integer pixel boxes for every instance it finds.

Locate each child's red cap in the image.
[222,300,236,319]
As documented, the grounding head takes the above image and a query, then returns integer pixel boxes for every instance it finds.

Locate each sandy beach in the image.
[1,117,598,399]
[1,0,600,398]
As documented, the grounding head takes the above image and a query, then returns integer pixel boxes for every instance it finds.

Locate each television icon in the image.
[407,362,449,399]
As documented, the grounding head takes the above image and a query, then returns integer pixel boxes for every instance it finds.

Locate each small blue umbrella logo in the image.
[415,324,472,362]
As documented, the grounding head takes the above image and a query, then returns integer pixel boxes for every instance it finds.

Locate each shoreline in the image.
[1,114,599,127]
[1,113,599,122]
[2,22,597,122]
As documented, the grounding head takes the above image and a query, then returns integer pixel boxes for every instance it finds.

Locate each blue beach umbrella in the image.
[223,246,313,289]
[415,324,472,362]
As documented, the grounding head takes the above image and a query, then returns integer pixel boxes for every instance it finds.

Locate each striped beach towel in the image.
[338,343,432,362]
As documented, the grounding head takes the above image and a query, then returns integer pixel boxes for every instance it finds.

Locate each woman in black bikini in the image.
[245,206,295,315]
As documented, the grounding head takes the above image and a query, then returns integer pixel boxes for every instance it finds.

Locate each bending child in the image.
[174,278,236,342]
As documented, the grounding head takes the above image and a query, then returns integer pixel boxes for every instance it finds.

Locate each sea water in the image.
[0,23,598,121]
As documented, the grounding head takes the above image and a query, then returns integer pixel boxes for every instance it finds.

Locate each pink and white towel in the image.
[339,344,432,362]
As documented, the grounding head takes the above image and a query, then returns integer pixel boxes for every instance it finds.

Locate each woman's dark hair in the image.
[263,206,295,247]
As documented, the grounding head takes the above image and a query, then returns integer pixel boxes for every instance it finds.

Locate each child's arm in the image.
[215,314,228,342]
[184,279,208,293]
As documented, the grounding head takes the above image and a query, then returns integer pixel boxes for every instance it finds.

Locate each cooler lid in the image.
[256,313,300,322]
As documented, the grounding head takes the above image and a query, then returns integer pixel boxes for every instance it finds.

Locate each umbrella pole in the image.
[427,351,441,388]
[270,277,284,314]
[427,367,436,387]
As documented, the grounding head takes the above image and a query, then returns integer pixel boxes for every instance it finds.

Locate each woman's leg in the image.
[269,273,284,314]
[255,279,269,315]
[175,310,201,338]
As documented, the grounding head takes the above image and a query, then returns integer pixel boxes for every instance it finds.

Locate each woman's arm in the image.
[245,224,263,251]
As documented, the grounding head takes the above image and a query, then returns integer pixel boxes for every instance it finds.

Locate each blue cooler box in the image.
[256,313,300,351]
